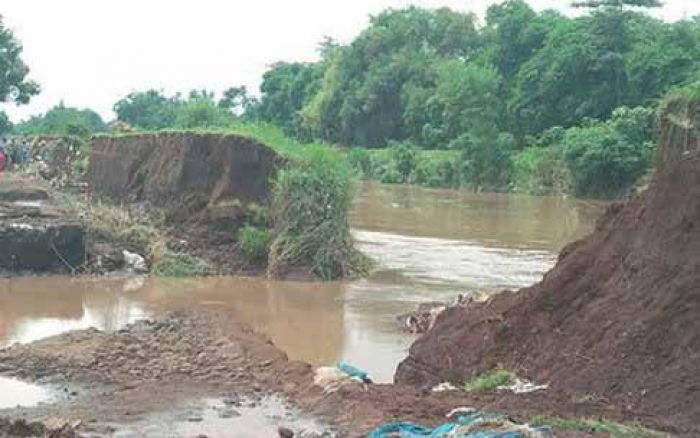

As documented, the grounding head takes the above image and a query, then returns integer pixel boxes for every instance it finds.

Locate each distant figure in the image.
[0,145,6,173]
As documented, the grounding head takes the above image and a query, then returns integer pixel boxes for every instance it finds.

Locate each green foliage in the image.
[258,62,323,139]
[268,146,369,280]
[114,90,182,129]
[346,147,372,178]
[531,416,665,438]
[513,145,572,195]
[14,103,106,137]
[0,17,40,105]
[114,89,240,130]
[0,111,11,135]
[464,369,516,393]
[151,250,211,277]
[389,141,417,183]
[562,107,654,197]
[238,225,271,261]
[454,131,515,191]
[174,91,233,129]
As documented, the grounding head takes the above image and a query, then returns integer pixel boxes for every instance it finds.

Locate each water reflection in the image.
[0,183,603,382]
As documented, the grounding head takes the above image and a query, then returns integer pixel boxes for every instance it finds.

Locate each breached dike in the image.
[89,132,284,222]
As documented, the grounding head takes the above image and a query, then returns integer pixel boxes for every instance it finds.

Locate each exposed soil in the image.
[0,311,625,437]
[394,88,700,437]
[88,132,285,275]
[0,176,85,274]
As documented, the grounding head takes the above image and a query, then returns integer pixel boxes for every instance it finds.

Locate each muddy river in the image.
[0,182,604,385]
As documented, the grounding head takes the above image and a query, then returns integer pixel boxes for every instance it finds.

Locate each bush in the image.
[346,147,372,178]
[268,146,370,280]
[512,145,571,195]
[562,108,653,198]
[453,131,514,191]
[388,141,417,183]
[464,368,515,393]
[238,225,271,261]
[150,240,211,277]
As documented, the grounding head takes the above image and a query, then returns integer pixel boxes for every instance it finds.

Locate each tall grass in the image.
[94,122,369,280]
[267,145,371,280]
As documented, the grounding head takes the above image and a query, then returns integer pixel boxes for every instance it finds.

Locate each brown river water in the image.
[0,182,604,392]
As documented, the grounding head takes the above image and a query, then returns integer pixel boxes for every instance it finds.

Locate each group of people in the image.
[0,137,30,173]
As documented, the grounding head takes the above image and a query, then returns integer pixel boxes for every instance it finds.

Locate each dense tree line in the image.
[251,0,700,196]
[5,1,700,198]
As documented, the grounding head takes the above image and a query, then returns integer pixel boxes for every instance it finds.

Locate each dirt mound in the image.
[89,133,283,222]
[395,95,700,435]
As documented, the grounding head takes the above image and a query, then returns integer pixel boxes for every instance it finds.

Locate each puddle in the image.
[111,395,333,438]
[0,377,52,409]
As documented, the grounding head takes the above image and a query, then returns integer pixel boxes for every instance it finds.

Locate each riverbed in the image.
[0,182,603,383]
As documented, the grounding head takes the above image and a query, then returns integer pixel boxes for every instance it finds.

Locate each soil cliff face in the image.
[396,97,700,434]
[89,133,283,219]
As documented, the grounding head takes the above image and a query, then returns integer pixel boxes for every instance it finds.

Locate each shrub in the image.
[464,368,515,393]
[238,225,271,261]
[150,240,210,277]
[268,146,370,280]
[347,147,372,178]
[388,141,417,183]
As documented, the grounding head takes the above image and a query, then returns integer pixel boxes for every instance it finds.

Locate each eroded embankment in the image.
[89,132,284,274]
[395,89,700,436]
[0,176,85,273]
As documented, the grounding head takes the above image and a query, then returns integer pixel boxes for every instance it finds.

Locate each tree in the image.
[14,103,106,137]
[0,111,11,135]
[113,90,181,130]
[0,17,39,105]
[219,86,256,117]
[258,62,323,138]
[572,0,662,8]
[174,92,232,129]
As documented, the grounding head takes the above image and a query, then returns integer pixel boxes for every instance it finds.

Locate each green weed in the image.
[238,225,271,261]
[531,416,667,438]
[464,368,516,393]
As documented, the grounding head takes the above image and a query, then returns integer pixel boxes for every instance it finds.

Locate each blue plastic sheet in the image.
[336,361,372,383]
[368,411,552,438]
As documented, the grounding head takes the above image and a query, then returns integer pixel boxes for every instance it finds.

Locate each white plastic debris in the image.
[432,382,459,392]
[9,223,34,230]
[313,367,355,394]
[122,250,147,273]
[497,378,548,394]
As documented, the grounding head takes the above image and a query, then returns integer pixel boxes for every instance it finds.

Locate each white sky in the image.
[2,0,698,122]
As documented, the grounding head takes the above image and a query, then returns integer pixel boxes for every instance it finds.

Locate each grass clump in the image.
[531,416,666,438]
[149,240,211,277]
[238,225,271,261]
[464,368,516,393]
[268,145,371,280]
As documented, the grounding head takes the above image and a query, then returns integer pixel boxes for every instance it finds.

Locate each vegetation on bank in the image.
[463,368,516,393]
[530,416,665,438]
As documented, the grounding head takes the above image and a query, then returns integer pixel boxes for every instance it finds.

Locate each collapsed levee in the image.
[395,84,700,436]
[88,132,367,279]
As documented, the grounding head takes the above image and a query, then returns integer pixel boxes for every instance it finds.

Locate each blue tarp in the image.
[336,361,372,383]
[368,411,552,438]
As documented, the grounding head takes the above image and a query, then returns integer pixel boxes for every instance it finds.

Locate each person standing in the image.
[0,144,6,173]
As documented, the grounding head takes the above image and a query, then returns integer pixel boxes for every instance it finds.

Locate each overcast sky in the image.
[2,0,699,122]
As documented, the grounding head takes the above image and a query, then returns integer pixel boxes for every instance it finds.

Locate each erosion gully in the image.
[0,182,604,434]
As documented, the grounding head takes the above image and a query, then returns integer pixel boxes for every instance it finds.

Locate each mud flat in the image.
[0,311,632,437]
